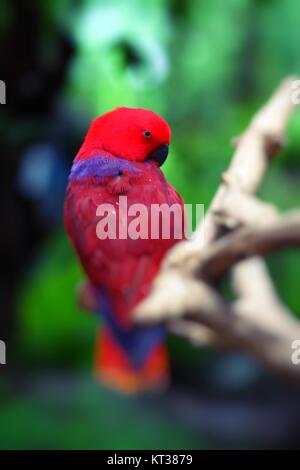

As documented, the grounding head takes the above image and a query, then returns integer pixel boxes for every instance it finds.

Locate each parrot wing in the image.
[64,167,184,325]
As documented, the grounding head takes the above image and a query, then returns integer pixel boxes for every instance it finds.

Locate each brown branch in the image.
[135,271,300,382]
[232,257,298,334]
[197,210,300,283]
[135,77,300,383]
[203,76,297,244]
[160,77,298,270]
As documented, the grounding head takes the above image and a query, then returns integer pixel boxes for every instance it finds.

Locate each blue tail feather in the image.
[97,289,166,369]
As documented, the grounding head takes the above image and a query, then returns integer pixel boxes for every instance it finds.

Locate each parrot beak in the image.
[148,144,169,167]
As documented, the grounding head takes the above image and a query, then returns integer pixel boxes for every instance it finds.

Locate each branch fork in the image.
[135,77,300,383]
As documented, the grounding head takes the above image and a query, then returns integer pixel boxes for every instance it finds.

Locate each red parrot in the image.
[64,107,184,393]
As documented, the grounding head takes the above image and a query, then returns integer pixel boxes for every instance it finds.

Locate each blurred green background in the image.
[1,0,300,450]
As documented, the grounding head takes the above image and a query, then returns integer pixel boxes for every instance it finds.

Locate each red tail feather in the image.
[95,328,169,394]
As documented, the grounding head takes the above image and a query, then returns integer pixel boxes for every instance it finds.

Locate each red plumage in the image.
[64,107,184,393]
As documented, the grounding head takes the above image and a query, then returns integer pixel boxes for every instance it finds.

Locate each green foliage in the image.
[5,0,300,449]
[17,233,96,368]
[0,379,202,449]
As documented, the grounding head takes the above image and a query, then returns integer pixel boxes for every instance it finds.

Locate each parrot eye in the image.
[143,130,151,139]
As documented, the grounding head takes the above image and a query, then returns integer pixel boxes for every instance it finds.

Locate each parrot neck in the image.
[69,154,145,182]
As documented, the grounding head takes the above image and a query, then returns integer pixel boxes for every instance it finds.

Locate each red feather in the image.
[64,108,184,393]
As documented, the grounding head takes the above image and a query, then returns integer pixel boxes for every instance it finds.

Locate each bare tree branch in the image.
[135,77,300,383]
[196,210,300,283]
[135,269,300,382]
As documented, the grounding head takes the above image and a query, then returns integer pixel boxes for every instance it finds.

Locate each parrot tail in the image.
[94,328,170,394]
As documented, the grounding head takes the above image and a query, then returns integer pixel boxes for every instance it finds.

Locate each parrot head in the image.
[76,107,171,166]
